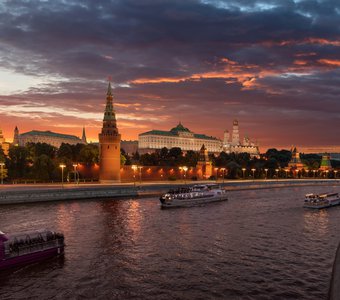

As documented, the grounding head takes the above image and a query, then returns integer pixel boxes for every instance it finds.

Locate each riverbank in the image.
[0,179,339,205]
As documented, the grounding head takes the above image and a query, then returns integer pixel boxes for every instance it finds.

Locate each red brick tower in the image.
[99,83,121,183]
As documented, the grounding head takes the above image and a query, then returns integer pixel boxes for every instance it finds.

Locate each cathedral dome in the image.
[170,122,191,133]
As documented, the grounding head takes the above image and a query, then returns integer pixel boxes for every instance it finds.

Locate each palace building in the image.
[16,128,86,148]
[138,122,222,153]
[138,120,259,156]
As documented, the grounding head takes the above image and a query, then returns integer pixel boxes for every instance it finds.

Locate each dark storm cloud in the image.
[1,0,339,80]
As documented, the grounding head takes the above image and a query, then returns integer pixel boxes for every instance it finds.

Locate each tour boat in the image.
[303,192,340,209]
[160,184,228,208]
[0,230,65,270]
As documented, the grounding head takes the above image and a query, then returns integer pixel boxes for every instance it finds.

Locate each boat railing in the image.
[4,237,64,259]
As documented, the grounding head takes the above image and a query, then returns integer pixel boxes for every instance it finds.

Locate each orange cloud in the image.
[294,60,308,65]
[318,59,340,67]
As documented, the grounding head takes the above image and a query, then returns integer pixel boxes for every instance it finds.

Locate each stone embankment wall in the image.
[0,187,138,205]
[0,179,338,205]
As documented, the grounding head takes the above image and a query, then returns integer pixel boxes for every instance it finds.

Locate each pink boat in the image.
[0,230,64,270]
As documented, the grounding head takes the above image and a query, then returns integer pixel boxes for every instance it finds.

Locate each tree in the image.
[168,147,183,166]
[0,147,5,162]
[184,150,199,167]
[8,146,31,179]
[57,143,73,160]
[32,154,56,181]
[79,144,99,164]
[26,142,57,160]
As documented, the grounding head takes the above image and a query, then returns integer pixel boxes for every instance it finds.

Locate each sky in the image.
[0,0,340,152]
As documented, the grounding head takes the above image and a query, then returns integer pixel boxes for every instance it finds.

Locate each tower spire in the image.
[102,82,118,135]
[107,82,113,96]
[81,126,87,144]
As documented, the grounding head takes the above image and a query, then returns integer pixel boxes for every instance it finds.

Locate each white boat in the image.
[160,184,228,208]
[303,192,340,209]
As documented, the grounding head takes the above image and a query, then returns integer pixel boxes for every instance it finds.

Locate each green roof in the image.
[139,130,176,137]
[170,123,191,133]
[139,130,219,141]
[20,130,81,140]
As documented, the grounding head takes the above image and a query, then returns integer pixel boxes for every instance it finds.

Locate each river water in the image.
[1,185,340,299]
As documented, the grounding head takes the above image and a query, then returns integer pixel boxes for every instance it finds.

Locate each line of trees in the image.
[0,144,339,182]
[0,142,99,182]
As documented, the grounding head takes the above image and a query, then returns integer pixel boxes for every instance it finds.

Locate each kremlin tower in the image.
[196,144,213,179]
[98,83,121,183]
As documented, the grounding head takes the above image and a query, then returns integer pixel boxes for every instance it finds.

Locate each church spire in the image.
[81,126,87,144]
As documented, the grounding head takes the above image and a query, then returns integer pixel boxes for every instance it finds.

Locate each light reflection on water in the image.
[0,185,340,299]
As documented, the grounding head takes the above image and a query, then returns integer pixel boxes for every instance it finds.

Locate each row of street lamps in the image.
[59,163,79,187]
[0,161,338,186]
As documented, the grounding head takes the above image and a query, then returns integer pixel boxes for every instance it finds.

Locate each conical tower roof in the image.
[101,82,119,136]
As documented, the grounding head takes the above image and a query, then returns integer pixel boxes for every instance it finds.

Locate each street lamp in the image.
[0,162,5,185]
[131,165,137,186]
[284,169,288,178]
[73,164,78,185]
[335,170,338,179]
[275,168,279,180]
[251,168,256,180]
[59,164,66,188]
[220,168,226,184]
[138,166,143,184]
[183,166,188,184]
[242,168,246,180]
[264,168,268,180]
[325,170,329,178]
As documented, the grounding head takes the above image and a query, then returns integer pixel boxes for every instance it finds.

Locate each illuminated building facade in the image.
[138,122,221,153]
[98,83,121,183]
[223,120,259,157]
[17,128,85,148]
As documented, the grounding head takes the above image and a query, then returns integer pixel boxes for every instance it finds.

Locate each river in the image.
[1,185,340,299]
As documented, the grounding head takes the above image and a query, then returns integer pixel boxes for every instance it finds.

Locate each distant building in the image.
[222,120,259,157]
[138,122,222,153]
[138,120,259,156]
[17,128,86,148]
[121,140,138,155]
[288,147,305,170]
[319,153,332,171]
[0,128,10,155]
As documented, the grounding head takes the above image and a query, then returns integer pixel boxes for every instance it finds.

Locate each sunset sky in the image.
[0,0,340,152]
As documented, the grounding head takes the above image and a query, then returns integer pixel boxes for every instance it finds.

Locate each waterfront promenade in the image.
[0,179,338,205]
